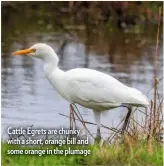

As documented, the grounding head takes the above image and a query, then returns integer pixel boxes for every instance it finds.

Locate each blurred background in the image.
[1,1,163,138]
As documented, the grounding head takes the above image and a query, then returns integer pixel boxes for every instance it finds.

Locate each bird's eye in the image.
[31,48,36,53]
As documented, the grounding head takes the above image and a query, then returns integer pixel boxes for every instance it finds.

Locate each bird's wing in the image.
[71,80,113,103]
[68,75,128,104]
[66,68,149,106]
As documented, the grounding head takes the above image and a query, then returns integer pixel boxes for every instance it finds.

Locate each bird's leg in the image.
[122,106,132,135]
[93,110,101,142]
[69,104,73,139]
[96,126,101,139]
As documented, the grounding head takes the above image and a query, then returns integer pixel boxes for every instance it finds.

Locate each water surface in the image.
[2,7,163,139]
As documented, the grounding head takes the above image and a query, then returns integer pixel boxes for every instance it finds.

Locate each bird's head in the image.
[12,43,58,62]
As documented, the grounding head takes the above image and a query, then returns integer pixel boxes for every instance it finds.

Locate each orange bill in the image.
[12,48,33,55]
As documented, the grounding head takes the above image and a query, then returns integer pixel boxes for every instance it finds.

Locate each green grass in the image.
[1,140,163,166]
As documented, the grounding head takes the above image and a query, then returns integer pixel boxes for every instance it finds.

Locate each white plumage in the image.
[13,43,149,139]
[46,68,149,109]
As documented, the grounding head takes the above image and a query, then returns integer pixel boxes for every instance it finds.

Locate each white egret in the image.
[13,43,149,140]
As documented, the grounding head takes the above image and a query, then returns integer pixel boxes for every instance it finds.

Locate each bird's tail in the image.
[128,87,150,107]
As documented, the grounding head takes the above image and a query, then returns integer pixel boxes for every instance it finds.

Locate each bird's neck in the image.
[44,59,63,75]
[44,58,66,97]
[43,54,64,80]
[43,52,59,65]
[43,51,61,71]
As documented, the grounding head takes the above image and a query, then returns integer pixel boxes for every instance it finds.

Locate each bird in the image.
[12,43,149,140]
